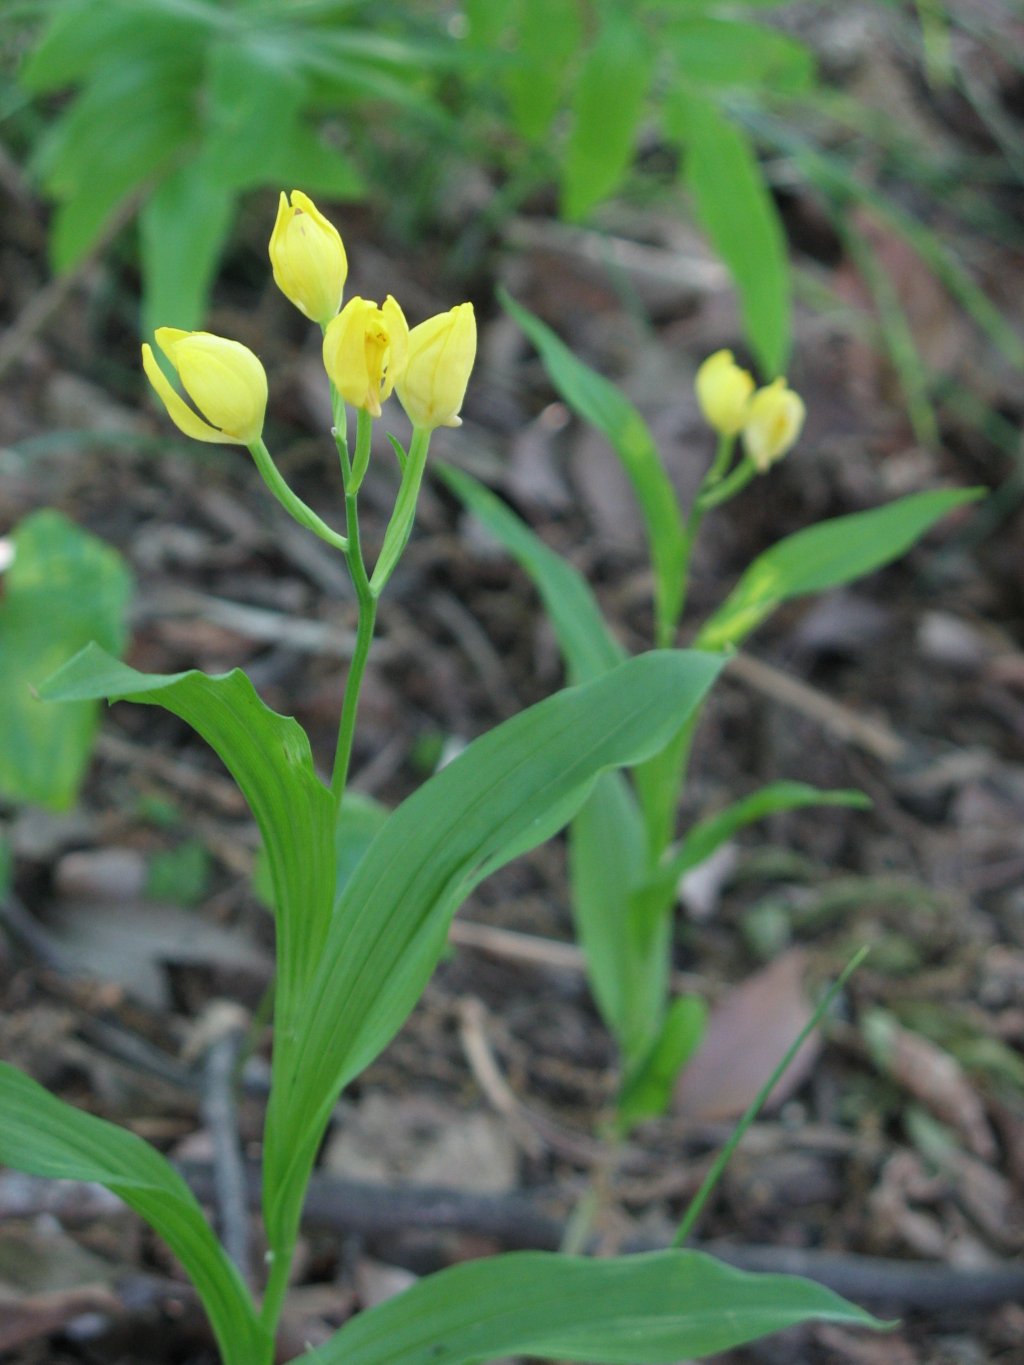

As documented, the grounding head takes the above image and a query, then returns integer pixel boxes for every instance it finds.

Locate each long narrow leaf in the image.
[263,650,723,1245]
[0,1063,267,1365]
[439,463,624,684]
[695,487,983,651]
[500,290,687,645]
[635,782,870,916]
[309,1248,883,1363]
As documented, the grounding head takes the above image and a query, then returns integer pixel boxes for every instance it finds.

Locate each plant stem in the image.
[259,1242,293,1345]
[560,1135,623,1256]
[331,486,376,805]
[350,407,374,494]
[705,432,735,486]
[247,438,348,552]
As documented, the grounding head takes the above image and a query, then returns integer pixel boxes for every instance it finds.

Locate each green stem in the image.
[696,457,758,511]
[368,427,432,597]
[247,439,348,552]
[672,947,869,1247]
[258,1243,293,1345]
[331,488,376,805]
[705,431,735,486]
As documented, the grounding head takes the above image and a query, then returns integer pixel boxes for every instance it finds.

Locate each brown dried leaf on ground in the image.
[864,1010,997,1161]
[0,1224,122,1353]
[673,949,821,1123]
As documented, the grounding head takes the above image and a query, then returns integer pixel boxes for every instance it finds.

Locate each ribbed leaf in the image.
[696,488,984,651]
[37,646,335,1056]
[309,1249,884,1363]
[0,512,131,810]
[500,291,687,646]
[263,651,724,1247]
[0,1063,267,1365]
[569,771,664,1062]
[439,464,623,684]
[505,0,582,142]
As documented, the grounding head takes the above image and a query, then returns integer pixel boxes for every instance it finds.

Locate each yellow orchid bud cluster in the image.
[142,190,476,447]
[695,350,805,472]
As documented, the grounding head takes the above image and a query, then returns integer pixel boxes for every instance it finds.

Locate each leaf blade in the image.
[309,1248,884,1364]
[696,488,984,652]
[0,1063,267,1365]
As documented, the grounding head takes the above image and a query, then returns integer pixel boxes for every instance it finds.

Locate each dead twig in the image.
[727,652,909,764]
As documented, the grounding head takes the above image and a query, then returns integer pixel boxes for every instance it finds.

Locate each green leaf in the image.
[569,772,657,1058]
[37,645,335,1061]
[669,93,789,375]
[36,56,198,270]
[500,290,687,646]
[696,487,985,652]
[0,1062,267,1365]
[309,1248,884,1363]
[438,464,624,685]
[0,512,131,810]
[505,0,582,143]
[201,37,304,191]
[139,163,235,335]
[562,11,652,220]
[664,18,815,93]
[635,782,870,917]
[263,650,724,1247]
[333,790,389,906]
[618,994,707,1130]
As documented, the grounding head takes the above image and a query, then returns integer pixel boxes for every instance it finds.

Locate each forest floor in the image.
[2,5,1024,1363]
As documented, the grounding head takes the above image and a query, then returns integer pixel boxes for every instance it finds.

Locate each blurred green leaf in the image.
[665,18,815,93]
[0,512,131,811]
[562,10,652,220]
[505,0,582,143]
[309,1248,884,1363]
[569,772,661,1061]
[139,163,234,335]
[619,994,707,1130]
[668,93,789,374]
[145,840,211,906]
[696,487,985,651]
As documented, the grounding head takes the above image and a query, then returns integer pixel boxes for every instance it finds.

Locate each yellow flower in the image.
[269,190,348,324]
[141,328,267,445]
[695,349,755,437]
[395,303,476,431]
[322,295,409,417]
[742,378,806,472]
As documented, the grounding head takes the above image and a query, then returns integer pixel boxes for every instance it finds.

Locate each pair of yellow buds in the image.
[142,191,476,445]
[695,350,805,472]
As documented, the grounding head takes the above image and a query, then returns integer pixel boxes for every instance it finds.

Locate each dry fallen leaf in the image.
[674,950,821,1123]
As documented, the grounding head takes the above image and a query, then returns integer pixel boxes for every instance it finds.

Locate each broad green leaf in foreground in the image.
[309,1249,885,1364]
[439,463,624,684]
[695,487,984,651]
[500,290,687,647]
[37,645,335,1055]
[264,650,724,1245]
[0,1063,267,1365]
[0,510,132,810]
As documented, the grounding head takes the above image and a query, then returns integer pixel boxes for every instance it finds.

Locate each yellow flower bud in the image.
[269,190,348,324]
[395,303,476,431]
[695,349,755,437]
[322,295,409,418]
[742,378,806,472]
[141,328,267,445]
